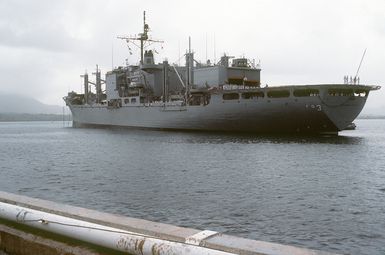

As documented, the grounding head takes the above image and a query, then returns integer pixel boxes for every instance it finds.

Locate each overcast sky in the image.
[0,0,384,113]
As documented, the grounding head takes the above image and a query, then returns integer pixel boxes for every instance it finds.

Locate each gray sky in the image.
[0,0,384,113]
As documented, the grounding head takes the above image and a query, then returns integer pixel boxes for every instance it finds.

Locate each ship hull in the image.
[67,85,374,135]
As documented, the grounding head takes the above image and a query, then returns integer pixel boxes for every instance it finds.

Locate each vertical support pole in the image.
[83,73,89,105]
[188,37,194,86]
[163,60,169,103]
[96,65,101,103]
[185,37,194,104]
[185,52,190,102]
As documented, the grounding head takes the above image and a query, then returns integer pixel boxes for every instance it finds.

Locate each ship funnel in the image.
[144,50,155,65]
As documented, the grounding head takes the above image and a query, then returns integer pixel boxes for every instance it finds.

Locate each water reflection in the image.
[1,120,384,255]
[99,127,365,145]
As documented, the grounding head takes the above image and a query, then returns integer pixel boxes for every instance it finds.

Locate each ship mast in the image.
[140,11,149,64]
[118,11,163,64]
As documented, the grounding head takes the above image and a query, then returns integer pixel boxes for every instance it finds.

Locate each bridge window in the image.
[241,92,265,99]
[223,93,240,100]
[354,89,368,97]
[267,90,290,98]
[293,89,319,97]
[328,89,354,96]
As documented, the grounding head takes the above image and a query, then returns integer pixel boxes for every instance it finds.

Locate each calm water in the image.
[0,120,384,254]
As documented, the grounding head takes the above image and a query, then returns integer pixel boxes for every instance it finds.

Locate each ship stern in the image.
[320,85,380,131]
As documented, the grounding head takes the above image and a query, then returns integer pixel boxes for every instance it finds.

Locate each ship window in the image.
[293,89,319,97]
[244,80,260,86]
[228,78,243,85]
[242,92,265,99]
[131,98,137,103]
[267,90,290,98]
[328,88,354,96]
[223,93,240,100]
[354,89,368,97]
[124,98,129,104]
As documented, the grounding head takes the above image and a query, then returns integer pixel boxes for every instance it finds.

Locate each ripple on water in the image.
[1,120,385,255]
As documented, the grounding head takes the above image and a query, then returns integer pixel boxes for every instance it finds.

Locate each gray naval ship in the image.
[64,12,380,135]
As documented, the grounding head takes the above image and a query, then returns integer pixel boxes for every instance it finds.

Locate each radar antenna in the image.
[355,48,367,79]
[117,11,164,64]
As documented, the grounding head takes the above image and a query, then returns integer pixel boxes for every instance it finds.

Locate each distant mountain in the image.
[0,94,63,114]
[0,113,71,122]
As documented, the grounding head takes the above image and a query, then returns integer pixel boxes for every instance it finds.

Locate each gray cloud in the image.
[0,0,95,52]
[0,24,80,52]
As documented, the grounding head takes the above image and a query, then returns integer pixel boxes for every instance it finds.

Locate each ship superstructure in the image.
[64,12,380,135]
